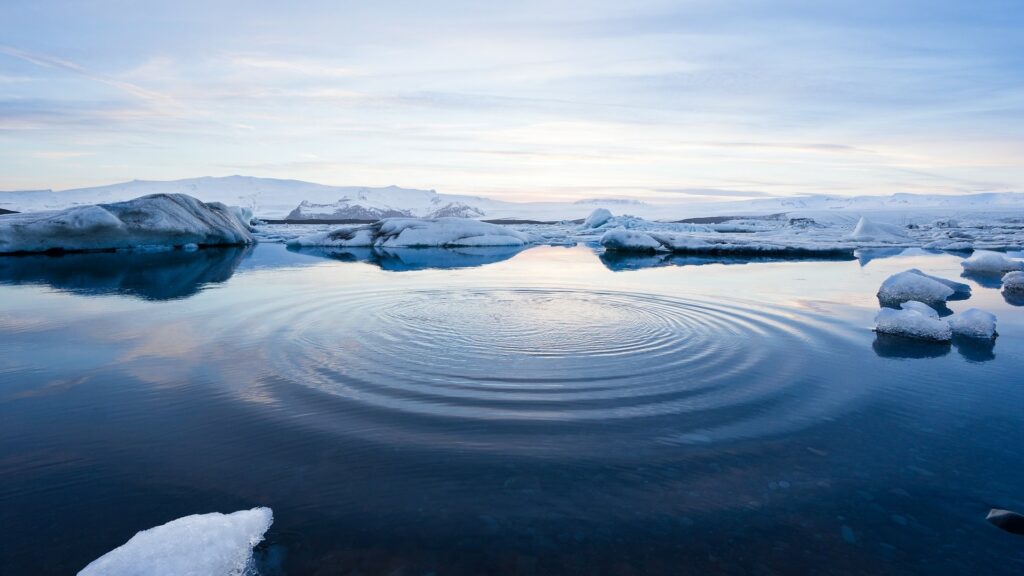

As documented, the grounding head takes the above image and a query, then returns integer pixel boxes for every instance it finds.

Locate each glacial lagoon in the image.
[2,243,1023,574]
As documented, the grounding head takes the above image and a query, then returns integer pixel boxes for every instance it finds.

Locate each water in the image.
[2,243,1023,574]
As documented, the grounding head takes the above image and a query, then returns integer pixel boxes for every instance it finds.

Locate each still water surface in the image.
[1,244,1023,574]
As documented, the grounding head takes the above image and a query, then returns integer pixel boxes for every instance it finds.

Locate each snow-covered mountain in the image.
[2,175,1024,222]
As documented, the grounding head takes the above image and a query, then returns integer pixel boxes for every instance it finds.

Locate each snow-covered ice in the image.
[877,270,956,307]
[960,250,1024,273]
[947,308,998,339]
[1003,271,1024,293]
[0,194,253,254]
[899,300,940,319]
[598,229,664,252]
[78,507,272,576]
[874,305,953,341]
[287,217,530,248]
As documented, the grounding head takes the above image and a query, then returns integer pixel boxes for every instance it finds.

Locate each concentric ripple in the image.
[211,287,865,453]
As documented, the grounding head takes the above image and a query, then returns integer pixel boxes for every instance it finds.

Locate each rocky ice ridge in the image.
[285,190,485,220]
[287,217,530,248]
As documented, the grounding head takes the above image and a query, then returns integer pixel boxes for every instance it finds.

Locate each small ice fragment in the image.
[874,306,952,341]
[78,507,273,576]
[877,270,954,307]
[947,308,997,339]
[1003,271,1024,293]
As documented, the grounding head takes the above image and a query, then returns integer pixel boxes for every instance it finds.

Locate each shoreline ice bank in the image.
[78,507,272,576]
[287,217,530,248]
[598,228,856,257]
[0,194,253,254]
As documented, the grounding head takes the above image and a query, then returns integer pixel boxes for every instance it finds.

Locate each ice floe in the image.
[874,305,953,342]
[1003,271,1024,293]
[960,250,1024,273]
[287,217,530,248]
[0,194,253,254]
[877,270,957,307]
[78,507,273,576]
[947,308,998,340]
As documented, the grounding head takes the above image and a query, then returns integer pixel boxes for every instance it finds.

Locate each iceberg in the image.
[582,208,613,228]
[845,217,911,243]
[0,194,253,254]
[947,308,998,339]
[874,305,953,341]
[877,270,956,307]
[78,507,273,576]
[960,250,1024,273]
[287,217,529,248]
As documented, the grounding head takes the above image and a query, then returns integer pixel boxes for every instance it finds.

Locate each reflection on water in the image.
[288,245,526,271]
[0,246,250,300]
[1,243,1023,575]
[962,271,1006,289]
[871,333,996,362]
[599,251,855,272]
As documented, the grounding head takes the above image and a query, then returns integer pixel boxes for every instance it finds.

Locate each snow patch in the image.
[78,507,273,576]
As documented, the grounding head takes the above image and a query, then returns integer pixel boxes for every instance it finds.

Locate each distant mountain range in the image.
[2,175,1023,222]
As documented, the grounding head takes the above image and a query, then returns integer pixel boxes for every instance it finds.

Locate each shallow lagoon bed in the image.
[1,243,1023,574]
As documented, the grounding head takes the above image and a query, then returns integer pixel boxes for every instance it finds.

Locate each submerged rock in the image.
[0,193,253,254]
[986,509,1024,535]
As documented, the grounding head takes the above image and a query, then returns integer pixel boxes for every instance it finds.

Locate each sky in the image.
[1,0,1023,202]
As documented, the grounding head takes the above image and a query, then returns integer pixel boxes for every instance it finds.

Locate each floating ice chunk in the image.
[78,507,273,576]
[874,306,952,341]
[877,270,955,306]
[947,308,997,339]
[1003,271,1024,293]
[960,250,1024,273]
[288,217,529,248]
[846,217,911,243]
[582,208,613,229]
[900,300,939,319]
[0,194,253,254]
[599,229,663,252]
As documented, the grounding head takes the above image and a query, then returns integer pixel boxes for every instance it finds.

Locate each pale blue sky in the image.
[1,0,1022,201]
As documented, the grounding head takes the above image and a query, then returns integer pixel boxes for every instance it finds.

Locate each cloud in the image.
[30,150,94,159]
[0,46,178,110]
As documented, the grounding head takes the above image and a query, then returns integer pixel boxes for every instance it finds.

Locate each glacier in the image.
[0,194,253,254]
[78,507,272,576]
